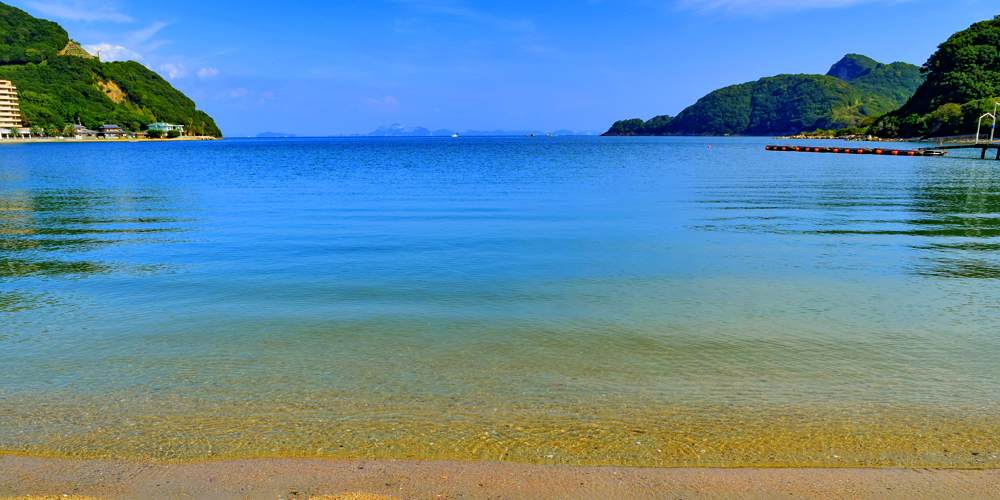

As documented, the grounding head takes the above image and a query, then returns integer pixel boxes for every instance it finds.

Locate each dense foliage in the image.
[604,54,922,136]
[0,3,67,64]
[826,54,879,82]
[0,2,221,137]
[871,15,1000,138]
[604,116,674,136]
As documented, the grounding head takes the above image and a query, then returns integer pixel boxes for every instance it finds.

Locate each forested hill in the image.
[603,54,922,137]
[870,15,1000,138]
[0,2,221,137]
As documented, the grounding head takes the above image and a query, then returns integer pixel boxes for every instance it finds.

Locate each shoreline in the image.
[2,455,999,500]
[0,136,221,144]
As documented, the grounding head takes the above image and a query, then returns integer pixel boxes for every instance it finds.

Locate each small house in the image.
[73,124,97,139]
[97,124,125,138]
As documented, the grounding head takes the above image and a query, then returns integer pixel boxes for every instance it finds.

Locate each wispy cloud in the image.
[677,0,906,12]
[83,43,142,62]
[362,95,400,112]
[158,63,187,79]
[80,21,171,64]
[197,67,220,78]
[394,0,535,32]
[124,21,170,46]
[24,0,132,22]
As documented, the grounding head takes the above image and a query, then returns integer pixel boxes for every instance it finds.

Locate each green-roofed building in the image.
[147,122,185,133]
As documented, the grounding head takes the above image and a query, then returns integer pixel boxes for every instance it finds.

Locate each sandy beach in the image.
[2,455,998,499]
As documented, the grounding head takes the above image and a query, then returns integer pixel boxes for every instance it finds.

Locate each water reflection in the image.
[0,188,192,280]
[691,156,1000,279]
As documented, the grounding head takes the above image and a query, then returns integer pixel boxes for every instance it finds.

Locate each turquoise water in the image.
[1,137,999,466]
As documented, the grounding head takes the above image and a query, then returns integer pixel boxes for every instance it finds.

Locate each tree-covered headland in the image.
[869,15,1000,139]
[0,2,221,137]
[604,54,922,137]
[606,14,1000,140]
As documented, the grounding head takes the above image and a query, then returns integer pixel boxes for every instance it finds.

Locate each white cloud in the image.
[81,21,170,63]
[24,0,132,22]
[262,91,276,99]
[197,67,220,78]
[84,43,142,62]
[362,95,400,111]
[228,88,249,98]
[158,63,187,79]
[677,0,905,12]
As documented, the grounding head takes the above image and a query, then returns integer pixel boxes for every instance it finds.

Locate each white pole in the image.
[993,103,1000,143]
[992,103,999,143]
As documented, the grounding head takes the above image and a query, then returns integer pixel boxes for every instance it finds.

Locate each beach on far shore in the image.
[1,455,999,500]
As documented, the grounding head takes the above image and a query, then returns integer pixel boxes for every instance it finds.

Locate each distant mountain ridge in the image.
[359,123,599,137]
[604,54,922,137]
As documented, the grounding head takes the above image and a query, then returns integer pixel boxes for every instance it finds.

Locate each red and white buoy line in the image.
[765,145,947,156]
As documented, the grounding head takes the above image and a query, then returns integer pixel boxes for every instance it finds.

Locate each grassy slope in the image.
[0,2,66,64]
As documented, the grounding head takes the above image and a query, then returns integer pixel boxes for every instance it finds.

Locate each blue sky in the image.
[10,0,997,136]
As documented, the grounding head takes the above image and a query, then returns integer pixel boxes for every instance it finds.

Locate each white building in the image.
[147,122,185,133]
[0,80,22,132]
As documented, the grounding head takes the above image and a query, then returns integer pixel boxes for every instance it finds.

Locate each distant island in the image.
[0,1,221,137]
[253,124,601,138]
[605,15,1000,140]
[352,123,600,137]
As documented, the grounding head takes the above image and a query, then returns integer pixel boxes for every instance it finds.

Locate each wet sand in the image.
[2,455,998,499]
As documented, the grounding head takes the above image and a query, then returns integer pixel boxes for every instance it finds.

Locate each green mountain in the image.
[0,2,221,137]
[604,54,922,136]
[870,15,1000,138]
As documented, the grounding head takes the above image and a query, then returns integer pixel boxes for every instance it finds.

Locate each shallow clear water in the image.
[2,137,999,466]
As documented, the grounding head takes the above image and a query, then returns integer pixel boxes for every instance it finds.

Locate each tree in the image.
[872,15,1000,138]
[603,118,646,136]
[146,129,163,139]
[166,129,181,138]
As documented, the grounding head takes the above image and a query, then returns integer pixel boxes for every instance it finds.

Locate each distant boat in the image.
[546,134,552,137]
[452,134,458,137]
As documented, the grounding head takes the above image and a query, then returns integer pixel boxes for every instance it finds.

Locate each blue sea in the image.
[1,136,998,466]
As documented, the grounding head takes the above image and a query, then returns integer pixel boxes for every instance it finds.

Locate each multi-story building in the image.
[0,80,22,130]
[148,122,185,133]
